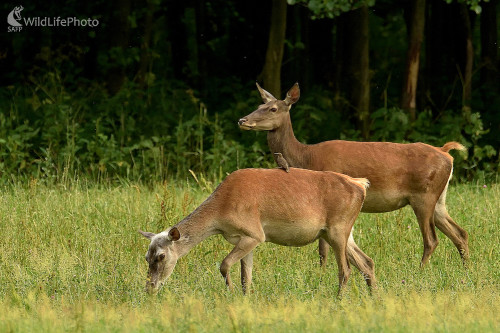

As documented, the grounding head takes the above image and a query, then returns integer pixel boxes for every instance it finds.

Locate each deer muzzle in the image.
[238,118,255,130]
[145,280,161,294]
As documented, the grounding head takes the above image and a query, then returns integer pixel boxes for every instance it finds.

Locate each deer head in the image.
[238,82,300,131]
[139,227,181,294]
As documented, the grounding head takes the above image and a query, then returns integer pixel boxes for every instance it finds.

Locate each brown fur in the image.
[139,168,375,295]
[440,141,467,153]
[239,83,469,269]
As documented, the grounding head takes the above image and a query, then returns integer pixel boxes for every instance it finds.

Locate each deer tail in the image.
[441,142,467,153]
[352,178,370,190]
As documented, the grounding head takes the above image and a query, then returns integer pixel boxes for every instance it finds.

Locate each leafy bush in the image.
[0,73,273,185]
[370,106,498,181]
[0,71,497,184]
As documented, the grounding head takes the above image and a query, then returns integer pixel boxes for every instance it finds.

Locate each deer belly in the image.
[362,190,409,213]
[261,220,322,247]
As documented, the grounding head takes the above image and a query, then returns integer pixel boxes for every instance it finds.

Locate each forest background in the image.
[1,0,499,184]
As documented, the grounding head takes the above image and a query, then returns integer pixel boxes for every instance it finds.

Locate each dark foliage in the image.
[0,0,498,184]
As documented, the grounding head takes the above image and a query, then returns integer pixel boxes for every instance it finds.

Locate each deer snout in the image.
[238,118,255,130]
[145,281,158,294]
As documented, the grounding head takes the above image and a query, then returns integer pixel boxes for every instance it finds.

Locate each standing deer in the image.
[238,82,469,269]
[139,168,374,295]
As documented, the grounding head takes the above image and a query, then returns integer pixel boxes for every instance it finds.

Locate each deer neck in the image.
[267,116,312,168]
[172,198,218,258]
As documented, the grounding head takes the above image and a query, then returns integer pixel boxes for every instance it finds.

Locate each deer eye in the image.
[270,107,277,112]
[158,253,165,261]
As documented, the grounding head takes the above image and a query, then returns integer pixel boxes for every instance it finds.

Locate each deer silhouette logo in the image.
[7,5,23,27]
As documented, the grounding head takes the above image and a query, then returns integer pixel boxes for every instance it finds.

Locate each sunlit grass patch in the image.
[0,289,498,332]
[0,181,498,331]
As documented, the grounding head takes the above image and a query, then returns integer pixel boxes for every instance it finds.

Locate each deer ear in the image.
[138,230,156,240]
[256,82,277,103]
[284,83,300,106]
[168,227,181,241]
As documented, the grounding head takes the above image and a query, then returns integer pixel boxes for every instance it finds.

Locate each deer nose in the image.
[238,118,247,126]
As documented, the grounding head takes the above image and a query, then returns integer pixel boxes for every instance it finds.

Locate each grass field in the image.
[0,178,498,332]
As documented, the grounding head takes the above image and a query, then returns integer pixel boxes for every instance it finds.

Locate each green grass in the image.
[0,179,499,332]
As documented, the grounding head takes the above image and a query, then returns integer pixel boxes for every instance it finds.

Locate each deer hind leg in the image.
[434,183,469,266]
[323,229,351,297]
[411,196,440,267]
[240,252,254,294]
[346,230,376,290]
[319,239,330,267]
[220,237,260,291]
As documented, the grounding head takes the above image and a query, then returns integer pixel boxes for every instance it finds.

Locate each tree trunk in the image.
[334,15,345,111]
[480,0,499,141]
[300,6,312,89]
[289,5,309,89]
[136,0,156,88]
[336,7,370,139]
[480,0,498,87]
[459,4,473,112]
[401,0,426,121]
[425,0,448,112]
[195,0,208,96]
[261,0,287,97]
[183,6,199,83]
[106,0,131,95]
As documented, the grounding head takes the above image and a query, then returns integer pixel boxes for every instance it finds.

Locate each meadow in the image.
[0,177,498,332]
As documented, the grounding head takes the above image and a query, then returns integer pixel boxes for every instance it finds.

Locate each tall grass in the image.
[0,180,498,331]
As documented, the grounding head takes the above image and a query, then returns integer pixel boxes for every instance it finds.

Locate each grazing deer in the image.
[238,82,469,269]
[139,168,374,295]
